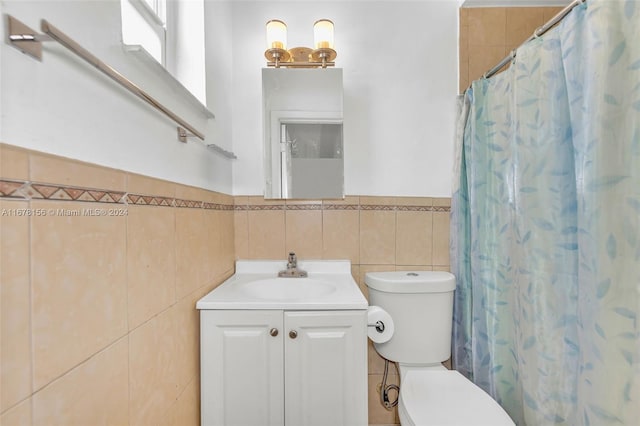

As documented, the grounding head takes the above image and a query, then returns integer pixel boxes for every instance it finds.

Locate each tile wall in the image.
[459,5,566,93]
[233,195,451,425]
[0,143,235,425]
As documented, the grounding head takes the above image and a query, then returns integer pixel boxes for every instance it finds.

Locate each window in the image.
[120,0,207,105]
[121,0,166,65]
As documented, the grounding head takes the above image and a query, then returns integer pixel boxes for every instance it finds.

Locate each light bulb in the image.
[266,20,287,50]
[313,19,334,50]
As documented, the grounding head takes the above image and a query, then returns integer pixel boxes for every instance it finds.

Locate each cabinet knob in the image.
[270,328,279,337]
[289,330,298,339]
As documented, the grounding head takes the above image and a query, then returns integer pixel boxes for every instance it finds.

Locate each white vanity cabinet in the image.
[200,309,367,426]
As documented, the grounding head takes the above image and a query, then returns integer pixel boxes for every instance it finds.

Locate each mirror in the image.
[263,68,344,199]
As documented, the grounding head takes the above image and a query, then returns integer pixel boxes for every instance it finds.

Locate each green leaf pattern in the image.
[451,1,639,424]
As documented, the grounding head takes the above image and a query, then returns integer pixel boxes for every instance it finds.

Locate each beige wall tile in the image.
[351,264,360,284]
[127,205,176,330]
[285,210,323,259]
[506,7,545,51]
[459,7,469,27]
[543,6,566,22]
[394,197,432,206]
[220,211,236,275]
[32,338,129,426]
[360,211,396,265]
[0,146,235,426]
[173,292,201,392]
[175,183,207,202]
[176,208,208,299]
[459,20,470,93]
[323,195,359,206]
[358,265,396,302]
[169,377,200,426]
[396,265,433,272]
[0,397,32,426]
[31,201,127,390]
[468,7,507,46]
[396,211,432,266]
[30,153,126,191]
[127,172,176,198]
[468,45,508,83]
[433,265,452,272]
[234,196,248,206]
[203,209,221,284]
[360,196,396,206]
[460,73,470,95]
[129,307,179,425]
[206,210,234,282]
[433,211,451,267]
[247,210,286,259]
[0,200,32,411]
[234,209,249,260]
[433,197,451,207]
[322,210,359,263]
[285,199,322,206]
[460,6,563,91]
[367,374,399,425]
[247,196,284,206]
[0,144,29,180]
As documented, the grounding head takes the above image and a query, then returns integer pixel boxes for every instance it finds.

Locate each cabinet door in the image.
[200,310,284,426]
[284,311,368,426]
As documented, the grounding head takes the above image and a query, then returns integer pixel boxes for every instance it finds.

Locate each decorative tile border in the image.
[0,179,234,210]
[235,203,450,212]
[127,194,173,207]
[0,179,26,198]
[323,204,360,210]
[283,204,323,211]
[1,179,451,213]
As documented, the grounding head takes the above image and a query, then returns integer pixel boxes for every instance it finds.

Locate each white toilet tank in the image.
[365,271,456,365]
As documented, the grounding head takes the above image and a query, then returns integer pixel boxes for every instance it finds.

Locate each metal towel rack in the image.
[7,14,237,159]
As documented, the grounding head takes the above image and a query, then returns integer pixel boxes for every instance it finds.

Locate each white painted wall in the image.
[1,0,233,194]
[2,0,461,197]
[229,1,460,198]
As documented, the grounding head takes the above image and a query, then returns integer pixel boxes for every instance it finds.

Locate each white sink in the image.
[240,278,336,300]
[196,260,367,310]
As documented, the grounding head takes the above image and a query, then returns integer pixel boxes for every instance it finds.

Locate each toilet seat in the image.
[398,369,515,426]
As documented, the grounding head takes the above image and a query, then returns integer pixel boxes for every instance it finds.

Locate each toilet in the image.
[365,271,514,426]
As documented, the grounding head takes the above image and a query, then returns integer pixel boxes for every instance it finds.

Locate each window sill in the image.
[123,44,215,119]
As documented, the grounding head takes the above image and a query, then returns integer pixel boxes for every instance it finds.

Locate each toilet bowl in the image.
[398,366,513,426]
[365,271,514,426]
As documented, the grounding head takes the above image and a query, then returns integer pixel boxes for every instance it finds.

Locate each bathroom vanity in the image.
[197,260,368,426]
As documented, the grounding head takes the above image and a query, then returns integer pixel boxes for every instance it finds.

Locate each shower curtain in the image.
[451,1,639,425]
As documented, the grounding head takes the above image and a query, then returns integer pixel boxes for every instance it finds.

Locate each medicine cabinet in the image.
[262,68,343,199]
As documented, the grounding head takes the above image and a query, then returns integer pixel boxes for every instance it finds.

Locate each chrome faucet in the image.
[278,252,308,278]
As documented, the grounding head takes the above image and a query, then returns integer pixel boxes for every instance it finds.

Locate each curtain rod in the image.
[481,0,587,80]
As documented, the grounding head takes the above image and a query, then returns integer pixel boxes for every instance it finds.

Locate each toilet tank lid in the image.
[365,271,456,293]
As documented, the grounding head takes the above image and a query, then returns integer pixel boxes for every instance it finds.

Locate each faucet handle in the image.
[287,252,297,268]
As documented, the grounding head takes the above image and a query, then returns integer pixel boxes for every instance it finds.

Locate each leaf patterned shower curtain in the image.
[451,1,640,424]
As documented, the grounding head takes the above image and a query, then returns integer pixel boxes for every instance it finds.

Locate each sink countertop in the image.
[196,260,368,310]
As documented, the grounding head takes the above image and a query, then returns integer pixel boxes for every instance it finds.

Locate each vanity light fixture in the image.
[264,19,337,68]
